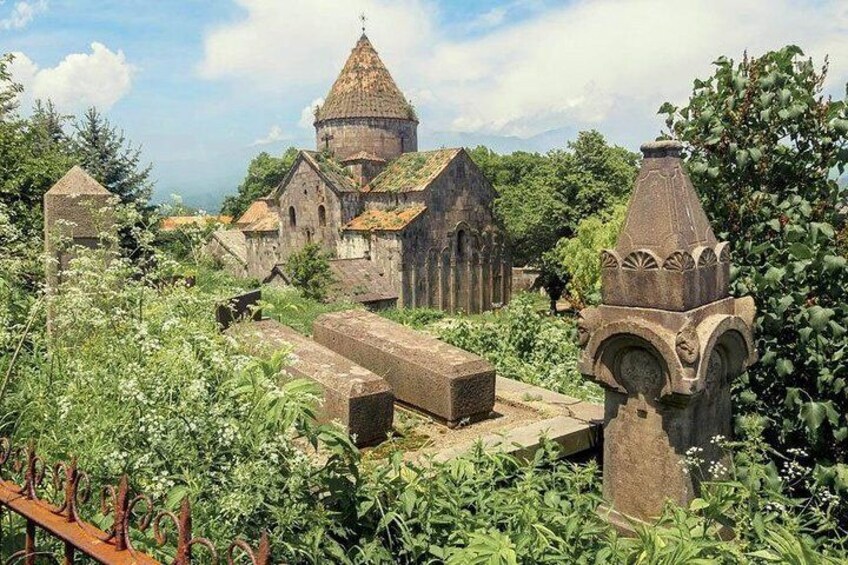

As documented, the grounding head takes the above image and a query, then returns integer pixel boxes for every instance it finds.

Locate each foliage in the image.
[284,243,335,302]
[661,46,848,482]
[221,148,298,219]
[436,294,601,401]
[72,107,153,205]
[552,202,627,307]
[469,131,638,301]
[380,307,446,330]
[262,285,359,336]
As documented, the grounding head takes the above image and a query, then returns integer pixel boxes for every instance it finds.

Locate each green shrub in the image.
[553,202,627,307]
[661,46,848,486]
[436,294,602,402]
[380,307,447,329]
[284,243,334,301]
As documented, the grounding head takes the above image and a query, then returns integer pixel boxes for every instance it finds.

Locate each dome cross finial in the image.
[360,12,367,34]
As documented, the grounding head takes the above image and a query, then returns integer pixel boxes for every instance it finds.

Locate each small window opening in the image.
[318,205,327,227]
[288,206,297,227]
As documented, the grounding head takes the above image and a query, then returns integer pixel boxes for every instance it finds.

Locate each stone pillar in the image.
[44,166,116,290]
[577,141,758,529]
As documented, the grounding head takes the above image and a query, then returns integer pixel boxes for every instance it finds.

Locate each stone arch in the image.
[288,206,297,228]
[318,205,327,227]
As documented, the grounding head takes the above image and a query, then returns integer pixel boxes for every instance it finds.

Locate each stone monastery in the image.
[209,33,511,313]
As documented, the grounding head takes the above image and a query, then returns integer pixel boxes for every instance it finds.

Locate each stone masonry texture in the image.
[312,309,496,425]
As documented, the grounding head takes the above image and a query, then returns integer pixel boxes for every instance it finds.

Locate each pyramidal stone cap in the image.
[44,165,115,241]
[600,140,730,311]
[45,165,111,195]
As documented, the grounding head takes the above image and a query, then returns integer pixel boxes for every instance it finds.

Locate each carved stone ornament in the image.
[675,323,700,365]
[577,139,758,531]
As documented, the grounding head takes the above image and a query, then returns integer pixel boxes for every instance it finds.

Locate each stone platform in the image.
[386,377,602,464]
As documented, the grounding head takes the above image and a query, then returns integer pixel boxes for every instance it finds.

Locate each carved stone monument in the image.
[578,140,758,528]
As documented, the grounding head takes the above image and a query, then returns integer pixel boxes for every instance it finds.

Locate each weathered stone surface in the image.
[579,140,757,529]
[313,309,495,424]
[433,416,599,463]
[216,290,262,331]
[228,319,394,446]
[44,166,116,289]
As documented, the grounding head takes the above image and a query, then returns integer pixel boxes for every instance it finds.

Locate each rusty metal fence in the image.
[0,439,271,564]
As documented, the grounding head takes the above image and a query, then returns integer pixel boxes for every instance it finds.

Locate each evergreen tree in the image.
[72,107,153,206]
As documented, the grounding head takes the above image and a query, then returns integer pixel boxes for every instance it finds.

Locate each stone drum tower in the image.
[577,140,758,528]
[313,34,418,182]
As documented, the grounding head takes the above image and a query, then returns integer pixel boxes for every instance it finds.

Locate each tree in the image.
[553,202,627,308]
[284,243,334,301]
[472,131,638,304]
[221,148,298,219]
[72,107,153,206]
[0,58,75,253]
[661,46,848,477]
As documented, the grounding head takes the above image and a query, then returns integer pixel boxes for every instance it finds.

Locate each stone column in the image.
[577,141,757,530]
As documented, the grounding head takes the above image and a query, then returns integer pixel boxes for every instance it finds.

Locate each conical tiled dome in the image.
[315,35,417,123]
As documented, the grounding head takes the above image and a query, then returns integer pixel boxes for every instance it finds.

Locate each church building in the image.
[209,33,512,313]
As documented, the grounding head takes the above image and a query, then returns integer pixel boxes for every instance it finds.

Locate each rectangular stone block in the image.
[228,319,394,446]
[313,309,495,425]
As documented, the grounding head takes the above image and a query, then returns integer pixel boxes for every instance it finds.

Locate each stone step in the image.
[431,415,600,463]
[313,309,496,426]
[227,319,394,447]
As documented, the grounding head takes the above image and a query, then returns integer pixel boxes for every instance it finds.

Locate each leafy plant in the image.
[661,46,848,486]
[552,201,627,307]
[284,243,335,302]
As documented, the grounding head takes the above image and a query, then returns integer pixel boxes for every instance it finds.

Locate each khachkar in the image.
[577,140,758,529]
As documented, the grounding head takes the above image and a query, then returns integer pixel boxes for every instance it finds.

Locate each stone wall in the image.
[395,152,511,312]
[315,117,417,162]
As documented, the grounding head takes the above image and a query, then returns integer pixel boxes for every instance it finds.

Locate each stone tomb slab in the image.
[228,319,394,446]
[313,309,496,426]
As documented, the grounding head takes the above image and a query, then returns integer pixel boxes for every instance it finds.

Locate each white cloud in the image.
[199,0,434,89]
[251,124,290,146]
[298,97,324,129]
[200,0,848,141]
[1,0,47,30]
[10,43,134,113]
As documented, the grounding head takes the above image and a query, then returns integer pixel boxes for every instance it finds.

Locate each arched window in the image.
[456,229,466,259]
[288,206,297,227]
[318,205,326,227]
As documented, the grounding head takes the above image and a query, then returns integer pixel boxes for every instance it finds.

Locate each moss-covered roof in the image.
[345,205,427,232]
[315,34,416,123]
[364,149,460,193]
[302,151,359,193]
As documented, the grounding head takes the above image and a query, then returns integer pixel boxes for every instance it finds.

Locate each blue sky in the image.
[3,0,847,211]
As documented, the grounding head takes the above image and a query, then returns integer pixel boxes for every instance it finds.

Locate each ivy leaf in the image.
[808,306,835,332]
[787,243,812,260]
[776,358,794,377]
[823,255,847,272]
[800,401,828,432]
